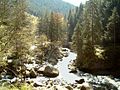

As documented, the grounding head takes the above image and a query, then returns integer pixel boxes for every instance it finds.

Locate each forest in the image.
[0,0,120,90]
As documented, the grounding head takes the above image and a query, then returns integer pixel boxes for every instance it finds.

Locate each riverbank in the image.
[0,48,120,90]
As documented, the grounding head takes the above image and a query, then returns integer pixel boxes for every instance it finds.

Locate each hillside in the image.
[26,0,75,16]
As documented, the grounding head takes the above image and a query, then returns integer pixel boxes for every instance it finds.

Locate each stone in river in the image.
[30,68,37,78]
[43,66,59,77]
[75,79,85,84]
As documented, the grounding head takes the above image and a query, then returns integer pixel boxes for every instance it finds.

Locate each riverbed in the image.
[56,48,120,89]
[1,48,120,90]
[25,48,120,89]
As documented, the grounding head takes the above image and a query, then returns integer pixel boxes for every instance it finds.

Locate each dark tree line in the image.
[68,0,120,75]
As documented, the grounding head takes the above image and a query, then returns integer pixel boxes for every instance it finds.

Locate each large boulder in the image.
[76,83,93,90]
[68,64,77,73]
[43,66,59,77]
[37,65,46,74]
[30,68,37,78]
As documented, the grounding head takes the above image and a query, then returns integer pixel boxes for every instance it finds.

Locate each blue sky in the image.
[63,0,88,6]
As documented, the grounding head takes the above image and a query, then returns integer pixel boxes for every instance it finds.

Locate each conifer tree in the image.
[106,7,120,45]
[72,23,83,66]
[67,9,75,42]
[49,12,64,42]
[74,0,103,68]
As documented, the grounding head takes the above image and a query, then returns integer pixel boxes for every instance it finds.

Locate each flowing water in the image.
[30,48,120,89]
[1,48,120,90]
[56,48,120,89]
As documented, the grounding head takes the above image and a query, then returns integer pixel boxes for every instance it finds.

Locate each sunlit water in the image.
[1,48,120,89]
[29,48,120,89]
[56,48,120,89]
[56,49,79,83]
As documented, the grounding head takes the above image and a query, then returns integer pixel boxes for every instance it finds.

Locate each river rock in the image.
[66,85,73,90]
[75,79,85,84]
[80,83,93,90]
[33,82,43,87]
[61,52,69,57]
[30,68,37,78]
[48,58,58,65]
[52,85,68,90]
[58,54,63,59]
[61,48,69,57]
[37,66,45,74]
[80,85,93,90]
[68,64,77,73]
[81,86,87,90]
[69,69,77,73]
[64,53,69,57]
[25,70,30,77]
[61,48,68,52]
[43,66,59,77]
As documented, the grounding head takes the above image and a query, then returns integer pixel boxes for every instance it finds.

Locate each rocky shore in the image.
[0,48,120,90]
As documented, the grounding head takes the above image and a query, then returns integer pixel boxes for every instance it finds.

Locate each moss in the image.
[0,83,32,90]
[20,83,32,90]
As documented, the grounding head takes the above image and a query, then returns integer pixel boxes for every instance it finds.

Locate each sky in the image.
[63,0,88,6]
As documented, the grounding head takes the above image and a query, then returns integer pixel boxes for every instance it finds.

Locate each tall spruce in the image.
[106,7,120,45]
[67,9,75,42]
[49,12,64,42]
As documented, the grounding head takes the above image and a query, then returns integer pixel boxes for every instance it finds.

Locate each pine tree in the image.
[49,12,64,42]
[75,0,103,69]
[72,3,84,67]
[67,9,75,42]
[38,12,50,36]
[72,23,83,66]
[101,0,120,46]
[106,7,120,45]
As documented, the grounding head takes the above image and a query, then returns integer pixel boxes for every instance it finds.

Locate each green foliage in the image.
[106,7,120,45]
[38,12,66,44]
[67,9,76,42]
[27,0,75,16]
[67,3,84,42]
[0,0,38,75]
[72,23,83,51]
[20,83,32,90]
[101,0,120,44]
[70,0,120,72]
[72,23,84,67]
[49,12,65,42]
[71,0,103,68]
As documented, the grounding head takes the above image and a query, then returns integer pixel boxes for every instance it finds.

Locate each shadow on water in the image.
[56,48,120,90]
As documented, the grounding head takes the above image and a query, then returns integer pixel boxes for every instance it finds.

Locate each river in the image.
[1,48,120,90]
[56,48,120,89]
[29,48,120,89]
